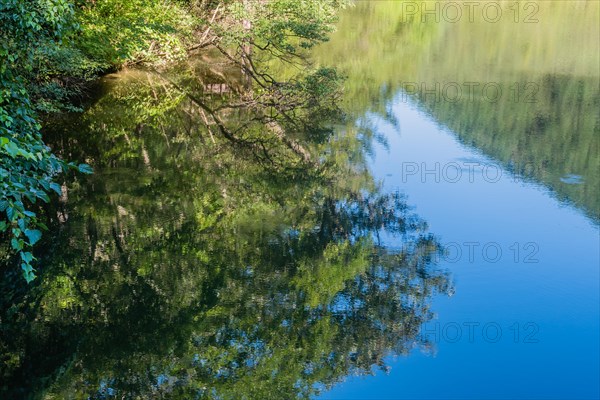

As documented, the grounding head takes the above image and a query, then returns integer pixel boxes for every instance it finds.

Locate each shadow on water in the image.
[0,53,452,399]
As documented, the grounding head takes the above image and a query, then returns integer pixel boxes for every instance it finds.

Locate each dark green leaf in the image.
[78,163,93,174]
[6,206,16,221]
[11,238,23,251]
[24,229,42,245]
[49,182,62,195]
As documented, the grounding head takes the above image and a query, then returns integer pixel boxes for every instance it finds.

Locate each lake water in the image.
[1,1,598,399]
[314,2,600,398]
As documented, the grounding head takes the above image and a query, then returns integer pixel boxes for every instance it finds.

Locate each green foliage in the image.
[73,0,196,70]
[0,65,449,397]
[0,0,93,282]
[223,0,346,50]
[22,0,197,114]
[202,0,348,91]
[1,0,199,282]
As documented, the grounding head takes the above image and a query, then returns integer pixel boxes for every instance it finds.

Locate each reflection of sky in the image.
[560,174,584,185]
[319,96,600,399]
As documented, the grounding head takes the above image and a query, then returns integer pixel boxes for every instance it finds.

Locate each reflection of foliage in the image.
[0,60,450,398]
[1,0,348,283]
[195,0,349,166]
[312,0,442,116]
[414,74,600,221]
[315,0,600,221]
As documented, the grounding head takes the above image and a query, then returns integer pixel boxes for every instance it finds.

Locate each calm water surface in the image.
[1,1,598,399]
[315,2,599,398]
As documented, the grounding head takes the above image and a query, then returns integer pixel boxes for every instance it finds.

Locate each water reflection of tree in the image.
[0,57,451,399]
[314,1,600,222]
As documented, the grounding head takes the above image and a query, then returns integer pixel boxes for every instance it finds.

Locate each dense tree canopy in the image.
[0,0,92,282]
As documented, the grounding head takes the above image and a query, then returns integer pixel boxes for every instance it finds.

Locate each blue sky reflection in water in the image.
[318,96,599,399]
[315,0,600,398]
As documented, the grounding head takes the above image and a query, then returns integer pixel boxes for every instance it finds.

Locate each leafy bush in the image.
[1,0,92,282]
[73,0,196,70]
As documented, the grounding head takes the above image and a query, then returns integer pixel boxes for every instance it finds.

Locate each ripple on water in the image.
[560,174,584,185]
